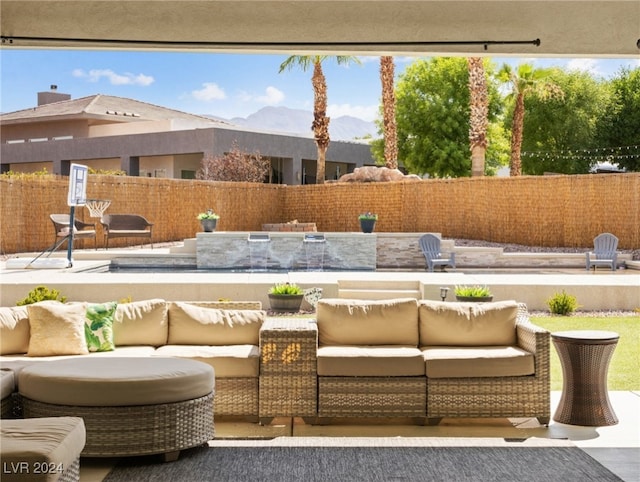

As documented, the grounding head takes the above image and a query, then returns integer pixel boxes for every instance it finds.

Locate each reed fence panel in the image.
[1,173,637,254]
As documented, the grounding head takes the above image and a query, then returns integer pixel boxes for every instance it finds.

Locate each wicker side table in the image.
[551,330,619,426]
[259,318,318,424]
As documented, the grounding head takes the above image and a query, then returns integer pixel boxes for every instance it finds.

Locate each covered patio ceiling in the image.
[1,1,639,57]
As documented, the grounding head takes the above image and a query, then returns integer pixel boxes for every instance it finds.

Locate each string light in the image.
[521,145,639,163]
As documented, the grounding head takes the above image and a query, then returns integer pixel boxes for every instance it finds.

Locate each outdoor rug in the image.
[103,437,622,482]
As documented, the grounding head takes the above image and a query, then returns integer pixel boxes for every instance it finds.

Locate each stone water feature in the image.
[196,232,376,271]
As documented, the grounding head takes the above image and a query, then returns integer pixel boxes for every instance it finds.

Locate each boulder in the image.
[337,166,421,183]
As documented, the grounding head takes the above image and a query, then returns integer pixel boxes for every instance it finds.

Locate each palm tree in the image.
[498,63,563,176]
[380,56,398,170]
[279,55,361,184]
[467,58,489,177]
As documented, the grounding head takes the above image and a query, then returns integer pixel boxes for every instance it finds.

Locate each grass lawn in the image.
[531,316,640,391]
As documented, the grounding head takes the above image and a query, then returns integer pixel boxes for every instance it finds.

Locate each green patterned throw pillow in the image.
[85,302,117,352]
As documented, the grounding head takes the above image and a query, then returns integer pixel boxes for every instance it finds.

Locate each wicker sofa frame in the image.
[2,300,549,428]
[187,301,262,420]
[426,305,550,425]
[259,303,550,426]
[1,301,263,423]
[1,394,12,418]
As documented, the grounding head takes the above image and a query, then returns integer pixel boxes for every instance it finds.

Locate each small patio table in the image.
[551,330,619,426]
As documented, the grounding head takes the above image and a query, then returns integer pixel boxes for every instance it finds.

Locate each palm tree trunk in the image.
[510,93,525,176]
[311,61,330,184]
[380,56,398,170]
[467,57,488,177]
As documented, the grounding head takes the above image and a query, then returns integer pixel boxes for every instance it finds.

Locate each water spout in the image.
[303,233,326,271]
[247,233,270,271]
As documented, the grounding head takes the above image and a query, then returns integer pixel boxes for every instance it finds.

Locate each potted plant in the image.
[197,209,220,232]
[358,212,378,233]
[454,285,493,302]
[268,282,304,312]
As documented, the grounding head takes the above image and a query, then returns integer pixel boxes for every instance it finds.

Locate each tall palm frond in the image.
[279,55,361,184]
[499,63,564,176]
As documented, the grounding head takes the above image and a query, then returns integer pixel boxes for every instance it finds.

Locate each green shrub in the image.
[0,168,52,179]
[88,167,126,176]
[358,212,378,221]
[547,290,579,315]
[454,284,492,297]
[269,282,304,295]
[16,285,67,306]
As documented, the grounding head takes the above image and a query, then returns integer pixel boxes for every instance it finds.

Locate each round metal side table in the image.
[551,330,619,426]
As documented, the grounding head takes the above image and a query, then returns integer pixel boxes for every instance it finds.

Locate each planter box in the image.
[268,294,304,312]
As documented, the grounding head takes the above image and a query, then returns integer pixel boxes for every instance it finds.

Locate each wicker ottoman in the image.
[18,358,214,461]
[1,416,85,482]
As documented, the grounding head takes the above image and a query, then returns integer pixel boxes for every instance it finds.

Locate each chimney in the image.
[37,85,71,106]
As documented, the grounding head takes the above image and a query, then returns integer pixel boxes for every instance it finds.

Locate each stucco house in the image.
[0,87,376,184]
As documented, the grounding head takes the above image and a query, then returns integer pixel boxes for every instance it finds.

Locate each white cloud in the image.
[72,68,154,86]
[328,103,378,122]
[237,86,285,105]
[192,83,227,101]
[256,86,285,105]
[566,58,601,76]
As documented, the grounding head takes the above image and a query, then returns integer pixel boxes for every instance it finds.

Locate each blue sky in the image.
[1,50,639,121]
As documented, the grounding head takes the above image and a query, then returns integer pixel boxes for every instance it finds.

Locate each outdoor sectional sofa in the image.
[1,297,550,427]
[261,298,551,425]
[0,299,264,420]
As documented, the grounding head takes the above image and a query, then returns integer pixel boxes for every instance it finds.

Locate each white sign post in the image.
[66,164,89,266]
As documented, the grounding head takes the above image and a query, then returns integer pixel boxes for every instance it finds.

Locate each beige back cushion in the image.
[317,298,419,346]
[113,299,168,346]
[0,306,30,355]
[419,300,518,346]
[26,301,89,357]
[168,302,264,345]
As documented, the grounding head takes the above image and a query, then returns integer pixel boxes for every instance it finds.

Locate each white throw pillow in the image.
[26,301,89,356]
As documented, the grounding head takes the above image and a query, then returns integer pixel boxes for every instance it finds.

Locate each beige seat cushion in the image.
[419,300,519,346]
[26,302,88,357]
[168,303,264,345]
[422,346,535,378]
[318,345,425,376]
[0,361,38,390]
[0,306,30,355]
[317,298,419,346]
[89,346,157,357]
[18,357,213,406]
[1,417,86,482]
[1,370,15,399]
[114,299,168,347]
[154,344,259,377]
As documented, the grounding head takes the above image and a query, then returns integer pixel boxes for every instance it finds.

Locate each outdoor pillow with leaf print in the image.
[85,301,117,352]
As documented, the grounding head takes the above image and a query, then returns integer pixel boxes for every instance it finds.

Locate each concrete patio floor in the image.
[79,391,639,481]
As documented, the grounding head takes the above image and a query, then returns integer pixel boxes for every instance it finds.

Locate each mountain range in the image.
[211,106,378,141]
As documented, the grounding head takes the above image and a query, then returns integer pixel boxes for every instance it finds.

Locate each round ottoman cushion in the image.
[18,357,214,406]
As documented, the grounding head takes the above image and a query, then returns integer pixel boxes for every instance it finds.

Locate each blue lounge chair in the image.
[419,234,456,272]
[585,233,619,271]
